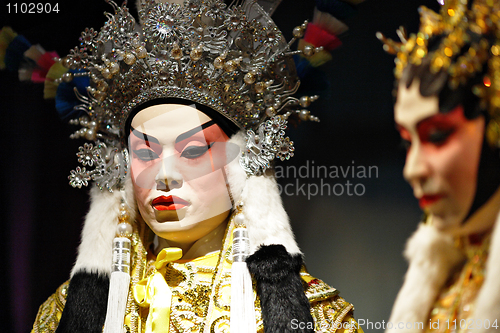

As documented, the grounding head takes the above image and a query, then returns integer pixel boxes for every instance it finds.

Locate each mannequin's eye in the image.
[400,139,411,151]
[181,142,214,159]
[426,129,454,145]
[133,149,159,161]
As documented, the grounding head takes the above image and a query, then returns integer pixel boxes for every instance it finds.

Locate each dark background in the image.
[0,0,438,332]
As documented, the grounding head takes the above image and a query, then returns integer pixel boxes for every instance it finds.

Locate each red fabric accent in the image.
[304,23,341,51]
[31,69,46,83]
[32,51,59,82]
[308,279,320,286]
[37,51,58,71]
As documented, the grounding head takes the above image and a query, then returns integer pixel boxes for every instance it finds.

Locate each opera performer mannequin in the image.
[27,0,364,332]
[379,1,500,332]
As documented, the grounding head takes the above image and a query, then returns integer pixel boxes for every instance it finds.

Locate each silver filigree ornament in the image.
[240,116,294,174]
[204,0,227,20]
[79,27,98,47]
[68,167,91,189]
[77,142,102,166]
[57,0,321,190]
[71,141,129,191]
[143,3,188,47]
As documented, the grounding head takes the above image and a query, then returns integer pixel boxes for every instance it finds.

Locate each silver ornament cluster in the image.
[61,0,321,189]
[240,115,294,175]
[68,140,129,191]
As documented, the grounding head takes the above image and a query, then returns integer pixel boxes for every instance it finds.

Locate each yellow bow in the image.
[133,248,183,333]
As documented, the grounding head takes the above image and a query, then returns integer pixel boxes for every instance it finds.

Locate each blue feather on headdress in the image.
[55,70,89,121]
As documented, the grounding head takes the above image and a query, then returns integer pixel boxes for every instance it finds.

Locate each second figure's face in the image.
[129,104,236,247]
[395,80,485,233]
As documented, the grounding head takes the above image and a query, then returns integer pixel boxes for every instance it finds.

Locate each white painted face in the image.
[129,104,236,248]
[394,80,486,235]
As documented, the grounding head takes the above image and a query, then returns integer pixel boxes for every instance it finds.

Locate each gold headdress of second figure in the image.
[378,0,500,148]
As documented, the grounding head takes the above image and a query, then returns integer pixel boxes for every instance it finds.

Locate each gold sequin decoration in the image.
[32,281,68,333]
[210,315,230,333]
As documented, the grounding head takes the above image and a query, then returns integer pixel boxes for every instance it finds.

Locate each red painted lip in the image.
[419,195,443,209]
[152,195,189,211]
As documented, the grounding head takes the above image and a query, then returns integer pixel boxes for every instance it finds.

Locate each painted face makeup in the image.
[129,104,239,248]
[395,80,485,234]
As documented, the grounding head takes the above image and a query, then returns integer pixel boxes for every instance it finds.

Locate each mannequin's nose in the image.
[155,156,183,191]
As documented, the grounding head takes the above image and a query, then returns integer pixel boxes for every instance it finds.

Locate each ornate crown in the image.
[377,0,500,148]
[56,0,325,190]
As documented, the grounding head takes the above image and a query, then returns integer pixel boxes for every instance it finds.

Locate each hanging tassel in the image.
[103,238,131,333]
[230,202,256,333]
[103,197,133,333]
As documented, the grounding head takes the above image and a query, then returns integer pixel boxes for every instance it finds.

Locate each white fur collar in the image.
[472,213,500,331]
[71,176,137,277]
[387,213,500,333]
[224,131,301,255]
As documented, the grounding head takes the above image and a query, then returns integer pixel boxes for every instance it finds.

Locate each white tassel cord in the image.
[103,271,130,333]
[231,227,256,333]
[231,262,256,333]
[103,237,132,333]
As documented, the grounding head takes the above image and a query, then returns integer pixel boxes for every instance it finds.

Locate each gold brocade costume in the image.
[33,217,361,333]
[425,234,492,333]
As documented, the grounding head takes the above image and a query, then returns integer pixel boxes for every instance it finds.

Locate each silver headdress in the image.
[61,0,322,191]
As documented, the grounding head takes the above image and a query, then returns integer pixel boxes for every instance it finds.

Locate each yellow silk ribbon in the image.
[133,247,183,333]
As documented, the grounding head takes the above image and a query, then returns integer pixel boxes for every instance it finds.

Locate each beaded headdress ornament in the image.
[60,0,322,191]
[377,0,500,148]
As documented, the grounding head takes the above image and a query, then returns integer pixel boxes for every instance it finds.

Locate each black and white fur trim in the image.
[387,213,500,333]
[56,271,109,333]
[246,245,314,333]
[62,176,136,331]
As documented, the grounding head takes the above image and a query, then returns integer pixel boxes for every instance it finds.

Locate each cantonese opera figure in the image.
[0,0,366,332]
[378,0,500,332]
